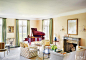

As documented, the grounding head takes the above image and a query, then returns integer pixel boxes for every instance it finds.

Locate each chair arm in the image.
[20,47,29,52]
[29,46,37,49]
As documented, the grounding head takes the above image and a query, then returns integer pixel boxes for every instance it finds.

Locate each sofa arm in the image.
[20,47,29,54]
[50,51,64,60]
[30,46,37,49]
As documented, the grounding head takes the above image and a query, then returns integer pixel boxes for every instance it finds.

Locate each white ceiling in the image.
[0,0,86,19]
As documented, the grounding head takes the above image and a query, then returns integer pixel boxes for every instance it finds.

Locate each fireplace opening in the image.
[66,43,77,52]
[70,43,77,52]
[64,37,80,53]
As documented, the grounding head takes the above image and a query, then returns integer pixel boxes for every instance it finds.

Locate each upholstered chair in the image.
[20,42,38,58]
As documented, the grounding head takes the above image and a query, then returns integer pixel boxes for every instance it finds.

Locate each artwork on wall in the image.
[67,18,78,35]
[8,26,14,33]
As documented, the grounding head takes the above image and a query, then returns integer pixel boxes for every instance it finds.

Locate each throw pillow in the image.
[45,40,50,46]
[20,42,24,48]
[24,43,28,48]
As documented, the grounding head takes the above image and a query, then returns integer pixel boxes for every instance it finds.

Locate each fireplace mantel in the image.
[63,37,81,40]
[63,36,81,52]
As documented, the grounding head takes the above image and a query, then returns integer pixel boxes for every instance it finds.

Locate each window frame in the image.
[19,20,27,42]
[43,19,49,40]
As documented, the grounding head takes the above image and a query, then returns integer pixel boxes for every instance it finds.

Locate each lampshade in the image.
[54,34,56,37]
[45,40,50,46]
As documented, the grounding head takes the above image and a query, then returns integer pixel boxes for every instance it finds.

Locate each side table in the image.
[43,49,50,60]
[34,44,42,54]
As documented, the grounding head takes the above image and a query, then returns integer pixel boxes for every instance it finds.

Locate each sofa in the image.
[49,46,86,60]
[20,42,38,59]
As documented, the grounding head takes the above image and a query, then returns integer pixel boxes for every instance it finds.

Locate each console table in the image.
[6,38,15,46]
[5,44,11,52]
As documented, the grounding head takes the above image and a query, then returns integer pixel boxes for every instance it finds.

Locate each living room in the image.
[0,0,86,60]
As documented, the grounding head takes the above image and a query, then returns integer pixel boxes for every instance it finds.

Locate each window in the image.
[19,20,27,42]
[43,19,49,40]
[0,18,2,42]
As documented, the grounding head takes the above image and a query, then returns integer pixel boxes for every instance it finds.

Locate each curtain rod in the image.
[42,19,49,20]
[0,17,30,20]
[16,19,30,20]
[0,17,6,19]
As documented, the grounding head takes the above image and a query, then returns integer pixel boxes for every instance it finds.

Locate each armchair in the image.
[0,42,8,57]
[20,42,38,58]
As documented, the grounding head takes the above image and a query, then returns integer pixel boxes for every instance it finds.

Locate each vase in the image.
[54,49,56,52]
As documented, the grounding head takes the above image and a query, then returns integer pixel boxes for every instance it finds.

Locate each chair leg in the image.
[8,46,10,52]
[4,51,5,57]
[7,50,8,55]
[43,53,44,60]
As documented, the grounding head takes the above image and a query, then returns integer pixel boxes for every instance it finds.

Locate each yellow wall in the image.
[6,19,42,45]
[5,13,86,48]
[30,20,42,35]
[53,13,86,49]
[6,18,16,46]
[6,19,42,46]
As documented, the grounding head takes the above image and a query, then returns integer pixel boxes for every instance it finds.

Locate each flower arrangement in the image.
[51,45,57,51]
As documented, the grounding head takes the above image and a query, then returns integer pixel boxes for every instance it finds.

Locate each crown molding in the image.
[0,8,86,20]
[53,8,86,18]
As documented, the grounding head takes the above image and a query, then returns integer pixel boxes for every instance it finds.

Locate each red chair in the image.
[31,28,45,39]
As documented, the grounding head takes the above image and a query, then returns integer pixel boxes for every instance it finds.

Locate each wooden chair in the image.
[0,42,8,57]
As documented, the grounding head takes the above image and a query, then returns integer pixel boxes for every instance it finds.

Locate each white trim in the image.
[29,18,42,20]
[52,8,86,18]
[0,8,86,19]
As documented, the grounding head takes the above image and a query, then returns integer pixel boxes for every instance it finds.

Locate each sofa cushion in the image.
[20,42,24,47]
[24,43,28,48]
[45,40,50,46]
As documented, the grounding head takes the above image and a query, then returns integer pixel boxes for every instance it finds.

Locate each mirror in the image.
[67,19,78,35]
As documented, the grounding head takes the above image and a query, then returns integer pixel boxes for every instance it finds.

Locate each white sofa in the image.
[49,47,86,60]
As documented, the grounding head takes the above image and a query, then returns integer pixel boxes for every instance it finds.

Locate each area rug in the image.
[0,48,49,60]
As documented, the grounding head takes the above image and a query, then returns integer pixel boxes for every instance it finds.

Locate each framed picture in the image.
[67,18,78,35]
[8,26,14,33]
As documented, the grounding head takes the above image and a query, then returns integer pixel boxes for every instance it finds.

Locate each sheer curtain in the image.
[42,19,49,40]
[19,20,27,42]
[16,20,29,46]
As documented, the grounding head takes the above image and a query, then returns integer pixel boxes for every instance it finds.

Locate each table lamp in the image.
[54,37,57,41]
